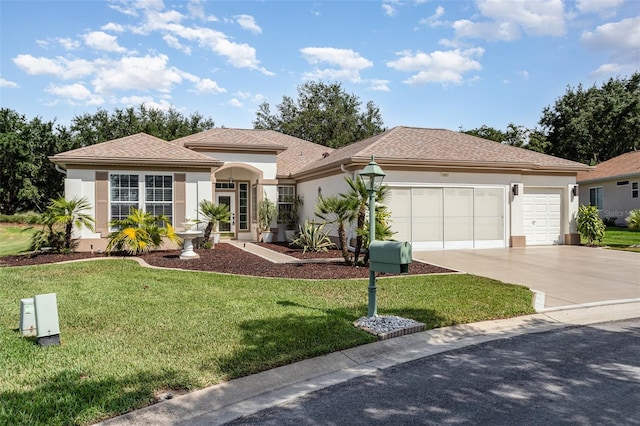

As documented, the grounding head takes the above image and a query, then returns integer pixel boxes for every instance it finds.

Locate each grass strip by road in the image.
[599,227,640,252]
[0,259,534,425]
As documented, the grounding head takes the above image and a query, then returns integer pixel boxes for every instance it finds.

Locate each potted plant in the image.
[198,200,231,247]
[258,196,278,243]
[283,195,303,242]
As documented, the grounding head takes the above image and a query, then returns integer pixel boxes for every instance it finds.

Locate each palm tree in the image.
[106,208,179,255]
[198,200,231,244]
[315,195,358,265]
[48,196,95,250]
[342,177,388,264]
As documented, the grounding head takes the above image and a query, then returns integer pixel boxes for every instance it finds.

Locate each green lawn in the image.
[582,227,640,252]
[0,224,35,256]
[0,260,535,425]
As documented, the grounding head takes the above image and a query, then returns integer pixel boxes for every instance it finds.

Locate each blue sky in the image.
[1,0,638,133]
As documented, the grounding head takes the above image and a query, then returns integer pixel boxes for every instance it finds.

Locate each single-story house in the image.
[577,151,640,225]
[50,126,591,252]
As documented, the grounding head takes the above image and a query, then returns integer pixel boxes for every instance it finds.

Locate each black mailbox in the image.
[369,241,412,274]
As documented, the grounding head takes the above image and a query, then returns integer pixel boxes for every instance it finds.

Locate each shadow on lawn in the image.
[0,368,187,425]
[216,300,447,380]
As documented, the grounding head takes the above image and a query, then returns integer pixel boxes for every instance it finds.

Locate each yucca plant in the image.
[290,220,335,254]
[106,208,180,255]
[626,209,640,231]
[577,204,606,245]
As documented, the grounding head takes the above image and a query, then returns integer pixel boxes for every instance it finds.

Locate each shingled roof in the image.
[577,151,640,183]
[50,133,222,169]
[173,128,333,177]
[295,126,591,178]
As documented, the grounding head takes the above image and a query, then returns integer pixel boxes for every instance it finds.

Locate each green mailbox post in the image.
[369,241,412,274]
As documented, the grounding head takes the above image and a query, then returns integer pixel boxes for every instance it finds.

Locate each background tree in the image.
[253,81,385,148]
[1,105,215,214]
[539,73,640,164]
[70,104,215,146]
[462,123,547,151]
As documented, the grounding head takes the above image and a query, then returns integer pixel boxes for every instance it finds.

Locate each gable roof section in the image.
[50,133,222,169]
[577,151,640,184]
[173,128,333,177]
[295,126,591,178]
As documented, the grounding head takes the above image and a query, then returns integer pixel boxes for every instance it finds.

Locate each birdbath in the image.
[176,219,202,260]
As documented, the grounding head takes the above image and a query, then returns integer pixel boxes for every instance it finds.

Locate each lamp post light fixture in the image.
[359,155,386,317]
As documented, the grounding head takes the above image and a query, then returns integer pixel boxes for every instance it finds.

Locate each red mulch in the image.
[0,243,454,279]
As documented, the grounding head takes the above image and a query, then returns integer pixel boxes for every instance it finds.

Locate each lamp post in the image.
[359,155,386,317]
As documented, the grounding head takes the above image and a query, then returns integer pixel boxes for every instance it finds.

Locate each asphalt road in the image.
[226,318,640,426]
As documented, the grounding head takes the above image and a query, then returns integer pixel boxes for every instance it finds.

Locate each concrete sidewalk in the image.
[98,301,640,426]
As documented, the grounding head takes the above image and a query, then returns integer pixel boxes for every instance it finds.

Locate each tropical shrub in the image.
[577,204,606,245]
[106,208,179,255]
[198,200,231,243]
[626,209,640,231]
[315,194,357,264]
[290,220,335,253]
[27,196,94,252]
[602,216,618,227]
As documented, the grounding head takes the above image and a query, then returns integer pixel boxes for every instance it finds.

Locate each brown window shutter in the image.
[174,173,186,227]
[95,171,109,234]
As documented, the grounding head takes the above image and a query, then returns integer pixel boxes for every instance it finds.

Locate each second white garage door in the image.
[523,188,562,245]
[387,187,506,250]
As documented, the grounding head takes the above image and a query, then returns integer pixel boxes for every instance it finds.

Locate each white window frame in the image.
[109,173,174,229]
[277,185,295,223]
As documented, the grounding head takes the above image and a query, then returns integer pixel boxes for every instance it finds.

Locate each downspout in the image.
[55,164,67,175]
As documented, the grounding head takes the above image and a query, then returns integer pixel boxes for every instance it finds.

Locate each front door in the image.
[216,194,235,234]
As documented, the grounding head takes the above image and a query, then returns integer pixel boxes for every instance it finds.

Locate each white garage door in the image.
[523,188,562,245]
[387,187,506,250]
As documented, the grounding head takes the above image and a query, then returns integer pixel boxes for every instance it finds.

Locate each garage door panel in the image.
[523,189,562,245]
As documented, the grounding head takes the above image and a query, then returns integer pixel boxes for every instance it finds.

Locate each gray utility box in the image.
[369,241,412,274]
[20,298,37,336]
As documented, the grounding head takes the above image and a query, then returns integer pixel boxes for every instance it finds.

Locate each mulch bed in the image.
[0,243,454,279]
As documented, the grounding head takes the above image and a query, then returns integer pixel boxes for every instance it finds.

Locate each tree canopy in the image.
[461,123,549,154]
[253,81,385,148]
[0,105,215,214]
[539,73,640,164]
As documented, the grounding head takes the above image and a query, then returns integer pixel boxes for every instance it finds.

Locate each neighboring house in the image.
[50,126,590,252]
[577,151,640,226]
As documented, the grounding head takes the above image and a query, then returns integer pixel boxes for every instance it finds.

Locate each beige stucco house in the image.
[50,126,590,252]
[577,151,640,225]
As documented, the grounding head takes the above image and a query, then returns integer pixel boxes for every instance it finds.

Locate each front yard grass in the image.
[0,260,534,425]
[0,224,35,256]
[583,226,640,252]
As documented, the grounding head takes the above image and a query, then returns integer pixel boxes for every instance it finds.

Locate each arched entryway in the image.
[213,163,262,240]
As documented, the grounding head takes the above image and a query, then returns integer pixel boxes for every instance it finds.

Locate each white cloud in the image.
[163,34,192,54]
[454,0,566,41]
[120,95,174,111]
[228,98,243,107]
[0,78,19,88]
[517,70,529,80]
[582,16,640,77]
[582,16,640,52]
[187,0,217,21]
[235,15,262,34]
[576,0,624,16]
[83,31,127,53]
[382,1,399,17]
[300,47,373,82]
[13,55,95,79]
[45,83,104,105]
[57,37,81,50]
[368,79,391,91]
[101,22,125,32]
[195,78,226,94]
[387,48,484,85]
[420,6,446,27]
[91,54,185,94]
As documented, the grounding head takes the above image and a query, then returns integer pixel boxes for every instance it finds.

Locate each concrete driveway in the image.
[414,246,640,309]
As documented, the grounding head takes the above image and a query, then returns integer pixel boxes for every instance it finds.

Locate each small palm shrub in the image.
[626,209,640,231]
[28,210,65,252]
[106,208,179,255]
[577,205,606,245]
[290,220,336,253]
[198,200,231,244]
